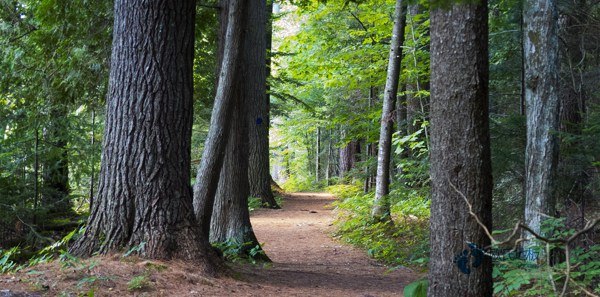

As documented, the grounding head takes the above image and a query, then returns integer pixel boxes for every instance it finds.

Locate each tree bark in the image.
[71,0,217,272]
[247,0,279,209]
[372,0,407,222]
[193,0,246,236]
[210,87,266,259]
[339,138,361,179]
[209,0,269,260]
[523,0,560,246]
[428,2,493,296]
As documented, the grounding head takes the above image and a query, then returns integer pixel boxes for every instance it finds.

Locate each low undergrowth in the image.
[327,184,430,269]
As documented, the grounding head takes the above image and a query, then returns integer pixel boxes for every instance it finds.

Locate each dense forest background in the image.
[1,0,600,296]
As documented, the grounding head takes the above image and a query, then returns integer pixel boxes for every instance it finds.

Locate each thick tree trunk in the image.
[523,0,560,246]
[193,0,246,236]
[247,0,279,209]
[71,0,217,271]
[428,2,493,297]
[372,0,407,222]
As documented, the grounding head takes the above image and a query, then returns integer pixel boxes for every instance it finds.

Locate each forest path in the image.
[0,192,419,297]
[237,192,418,296]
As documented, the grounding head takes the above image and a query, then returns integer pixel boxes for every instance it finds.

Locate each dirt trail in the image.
[0,192,418,296]
[237,192,418,296]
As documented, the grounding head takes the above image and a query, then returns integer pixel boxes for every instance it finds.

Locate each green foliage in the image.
[0,246,23,273]
[212,239,269,264]
[328,184,430,267]
[122,241,146,258]
[127,274,151,292]
[493,218,600,296]
[403,278,428,297]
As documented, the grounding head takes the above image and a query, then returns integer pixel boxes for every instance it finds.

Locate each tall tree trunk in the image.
[339,138,361,179]
[428,2,493,296]
[405,4,428,137]
[394,86,408,179]
[523,0,560,247]
[210,0,269,260]
[248,0,279,209]
[193,0,246,236]
[210,87,267,260]
[372,0,407,222]
[71,0,217,272]
[364,87,378,193]
[315,127,321,183]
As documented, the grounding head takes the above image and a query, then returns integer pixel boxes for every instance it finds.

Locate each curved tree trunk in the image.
[247,0,279,209]
[428,2,493,296]
[210,91,267,260]
[71,0,217,272]
[193,0,246,236]
[523,0,560,248]
[372,0,407,222]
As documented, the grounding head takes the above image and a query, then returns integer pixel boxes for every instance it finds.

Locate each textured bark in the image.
[209,0,268,260]
[41,106,72,217]
[372,0,406,222]
[193,0,246,236]
[428,2,493,297]
[247,0,279,209]
[339,139,361,179]
[210,91,263,252]
[523,0,560,244]
[71,0,217,271]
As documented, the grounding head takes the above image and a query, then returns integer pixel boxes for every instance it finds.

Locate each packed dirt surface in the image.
[0,192,418,296]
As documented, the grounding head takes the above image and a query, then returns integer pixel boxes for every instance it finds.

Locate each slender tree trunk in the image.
[209,0,269,260]
[41,106,72,218]
[247,0,279,208]
[523,0,560,247]
[405,4,428,137]
[364,87,378,193]
[395,86,407,179]
[316,127,321,183]
[71,0,217,271]
[428,2,493,296]
[372,0,407,222]
[33,127,39,225]
[89,109,95,209]
[210,85,267,260]
[193,0,246,236]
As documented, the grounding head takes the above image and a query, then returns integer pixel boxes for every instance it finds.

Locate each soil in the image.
[0,192,419,296]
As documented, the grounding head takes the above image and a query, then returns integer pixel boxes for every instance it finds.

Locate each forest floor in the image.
[0,192,419,296]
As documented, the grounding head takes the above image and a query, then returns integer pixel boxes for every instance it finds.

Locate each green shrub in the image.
[493,218,600,296]
[329,184,430,267]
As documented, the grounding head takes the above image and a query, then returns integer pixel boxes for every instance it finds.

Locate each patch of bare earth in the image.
[0,192,418,296]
